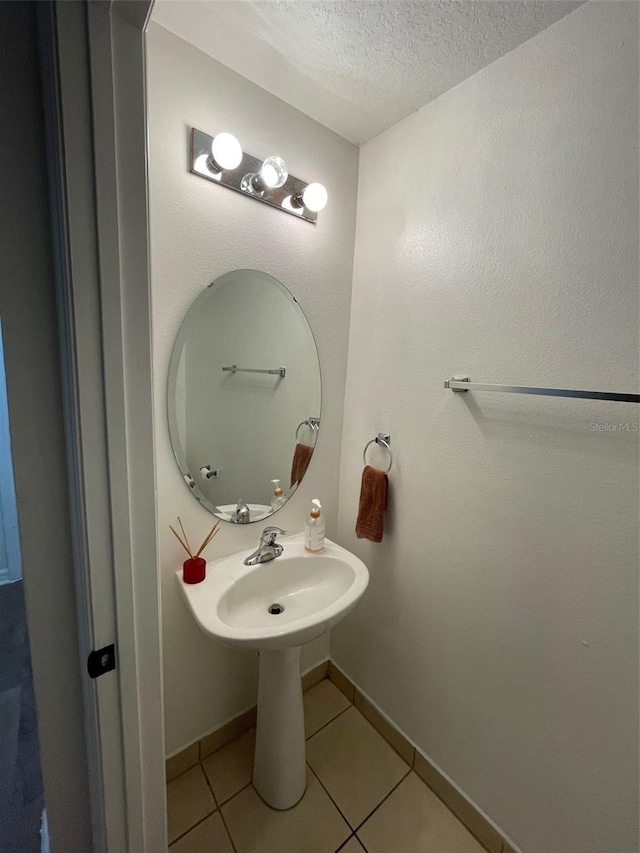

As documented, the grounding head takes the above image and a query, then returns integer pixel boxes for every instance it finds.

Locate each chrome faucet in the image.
[230,499,250,524]
[244,526,287,566]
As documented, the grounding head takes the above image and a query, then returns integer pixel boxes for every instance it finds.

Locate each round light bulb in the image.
[302,182,328,212]
[211,132,242,171]
[260,155,288,189]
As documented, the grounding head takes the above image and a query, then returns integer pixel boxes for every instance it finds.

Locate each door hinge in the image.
[87,643,116,679]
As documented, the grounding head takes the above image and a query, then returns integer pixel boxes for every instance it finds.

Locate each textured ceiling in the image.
[151,0,584,144]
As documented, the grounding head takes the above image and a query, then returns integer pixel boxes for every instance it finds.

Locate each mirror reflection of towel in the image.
[291,443,313,487]
[356,465,388,543]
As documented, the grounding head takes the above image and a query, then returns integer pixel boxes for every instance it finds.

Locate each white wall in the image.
[333,5,639,853]
[147,22,358,755]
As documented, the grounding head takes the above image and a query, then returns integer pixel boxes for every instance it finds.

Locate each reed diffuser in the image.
[170,517,220,584]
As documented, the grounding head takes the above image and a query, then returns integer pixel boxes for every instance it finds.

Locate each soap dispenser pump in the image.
[304,499,325,553]
[271,479,286,511]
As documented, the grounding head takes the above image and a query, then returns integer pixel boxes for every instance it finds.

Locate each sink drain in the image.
[267,602,285,615]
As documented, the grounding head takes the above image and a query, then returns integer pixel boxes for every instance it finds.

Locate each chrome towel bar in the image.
[445,376,639,404]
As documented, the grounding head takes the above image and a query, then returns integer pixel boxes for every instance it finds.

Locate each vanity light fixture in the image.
[190,127,326,224]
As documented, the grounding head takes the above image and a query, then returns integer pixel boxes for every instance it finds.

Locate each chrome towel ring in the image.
[363,433,392,474]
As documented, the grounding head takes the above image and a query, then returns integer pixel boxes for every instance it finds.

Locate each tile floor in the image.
[166,678,487,852]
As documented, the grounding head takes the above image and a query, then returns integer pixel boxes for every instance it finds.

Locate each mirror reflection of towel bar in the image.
[222,365,286,378]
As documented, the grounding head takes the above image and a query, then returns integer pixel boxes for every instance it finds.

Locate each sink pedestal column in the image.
[253,646,306,810]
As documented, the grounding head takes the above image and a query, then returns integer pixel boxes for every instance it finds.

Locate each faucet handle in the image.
[261,526,287,544]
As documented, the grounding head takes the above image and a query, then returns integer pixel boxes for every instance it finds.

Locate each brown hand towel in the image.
[290,443,314,488]
[356,465,388,543]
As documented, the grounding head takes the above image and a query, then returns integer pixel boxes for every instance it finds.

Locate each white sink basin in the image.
[177,532,369,810]
[177,533,369,650]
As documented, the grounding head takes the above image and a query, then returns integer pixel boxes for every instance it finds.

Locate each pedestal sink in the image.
[177,533,369,809]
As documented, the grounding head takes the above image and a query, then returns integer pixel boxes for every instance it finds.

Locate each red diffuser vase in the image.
[183,556,206,585]
[170,516,220,587]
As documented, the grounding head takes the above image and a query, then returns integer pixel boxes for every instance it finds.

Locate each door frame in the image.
[41,1,165,849]
[87,2,166,849]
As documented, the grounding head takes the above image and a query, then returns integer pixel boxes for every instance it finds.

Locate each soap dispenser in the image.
[304,499,325,553]
[271,479,286,511]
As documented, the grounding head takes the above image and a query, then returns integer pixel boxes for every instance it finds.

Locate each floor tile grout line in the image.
[200,723,257,766]
[200,759,239,853]
[334,833,356,852]
[216,806,239,853]
[167,763,218,846]
[200,727,256,806]
[200,760,221,810]
[166,766,195,786]
[305,700,353,742]
[356,837,369,853]
[166,758,203,786]
[352,765,413,834]
[408,766,496,853]
[218,779,253,809]
[306,761,355,832]
[167,803,218,848]
[307,699,413,833]
[350,699,414,766]
[309,698,406,766]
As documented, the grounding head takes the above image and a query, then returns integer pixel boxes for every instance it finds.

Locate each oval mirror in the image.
[167,270,321,523]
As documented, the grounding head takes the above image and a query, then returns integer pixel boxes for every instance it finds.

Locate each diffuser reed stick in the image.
[169,525,192,557]
[178,516,192,558]
[195,521,220,557]
[169,518,221,560]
